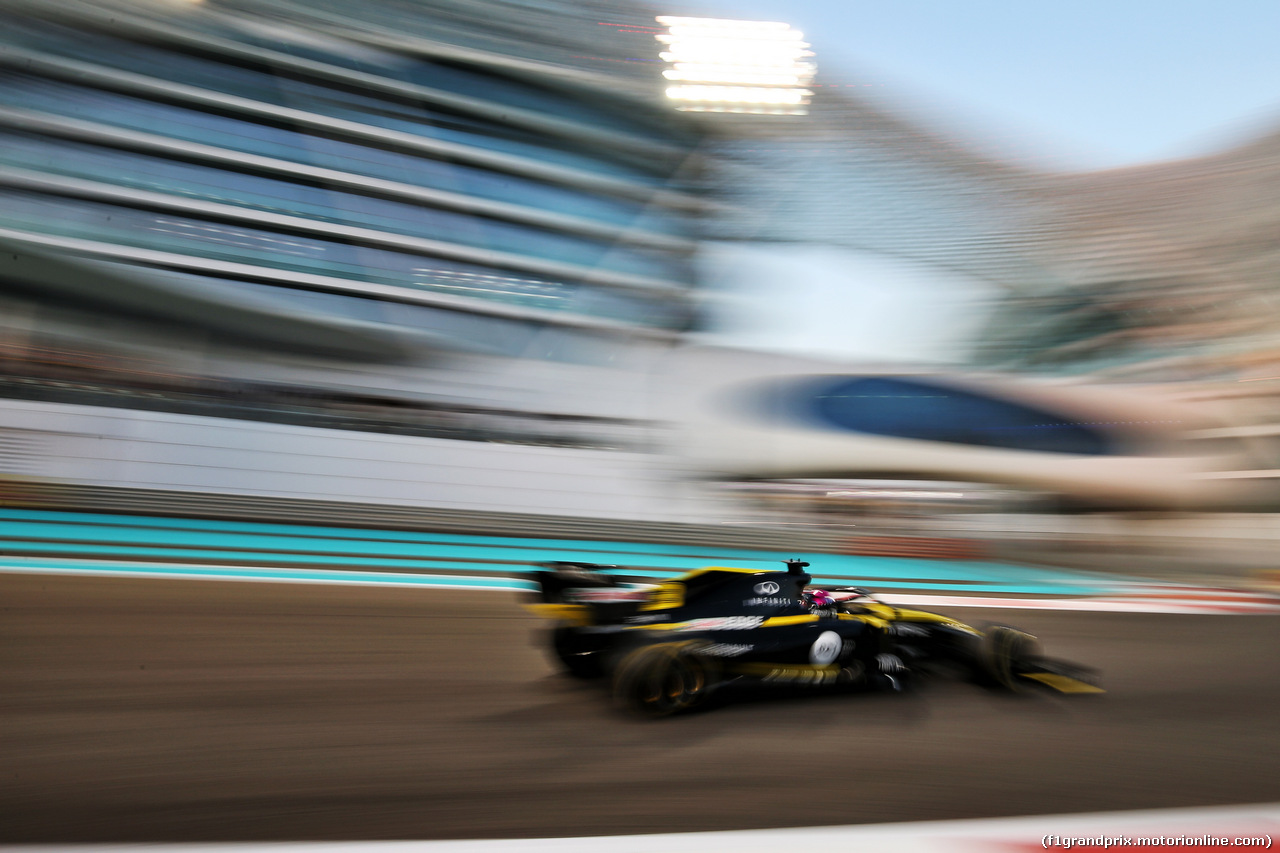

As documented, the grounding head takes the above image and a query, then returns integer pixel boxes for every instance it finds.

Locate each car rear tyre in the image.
[612,643,715,717]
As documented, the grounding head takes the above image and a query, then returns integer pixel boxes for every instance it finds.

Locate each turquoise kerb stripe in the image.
[0,508,1132,596]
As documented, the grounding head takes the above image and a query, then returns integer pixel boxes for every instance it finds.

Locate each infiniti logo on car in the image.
[754,581,780,595]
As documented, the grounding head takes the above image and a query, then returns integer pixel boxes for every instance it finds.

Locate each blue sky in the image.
[682,0,1280,171]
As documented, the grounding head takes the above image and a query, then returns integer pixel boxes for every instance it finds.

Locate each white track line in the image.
[0,558,534,592]
[3,557,1277,613]
[4,802,1278,852]
[879,591,1280,614]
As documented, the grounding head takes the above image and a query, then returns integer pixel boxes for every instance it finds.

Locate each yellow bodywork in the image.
[639,581,685,611]
[638,566,770,612]
[834,601,980,634]
[730,662,843,683]
[1019,672,1106,693]
[522,603,591,626]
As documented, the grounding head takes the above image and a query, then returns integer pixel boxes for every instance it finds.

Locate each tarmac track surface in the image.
[3,573,1279,842]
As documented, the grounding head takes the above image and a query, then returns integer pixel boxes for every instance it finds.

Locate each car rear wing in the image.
[531,561,625,604]
[524,561,658,626]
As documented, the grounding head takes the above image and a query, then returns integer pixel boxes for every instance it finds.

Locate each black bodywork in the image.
[525,559,1103,716]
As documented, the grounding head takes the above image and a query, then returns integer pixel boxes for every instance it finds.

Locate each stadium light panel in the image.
[655,15,815,115]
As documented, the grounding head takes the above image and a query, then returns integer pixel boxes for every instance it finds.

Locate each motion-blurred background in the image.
[4,0,1280,843]
[4,0,1280,580]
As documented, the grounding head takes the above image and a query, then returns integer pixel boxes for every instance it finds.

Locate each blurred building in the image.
[0,0,727,521]
[694,69,1280,384]
[1,0,1279,521]
[0,0,704,361]
[975,135,1280,380]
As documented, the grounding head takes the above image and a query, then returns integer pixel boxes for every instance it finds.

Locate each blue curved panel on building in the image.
[798,376,1116,456]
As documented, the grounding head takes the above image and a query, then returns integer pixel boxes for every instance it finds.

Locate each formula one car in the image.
[524,559,1102,717]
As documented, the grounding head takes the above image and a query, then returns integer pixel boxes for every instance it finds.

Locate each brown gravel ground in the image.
[2,572,1278,841]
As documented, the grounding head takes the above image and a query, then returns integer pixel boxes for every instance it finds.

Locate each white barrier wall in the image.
[0,399,706,522]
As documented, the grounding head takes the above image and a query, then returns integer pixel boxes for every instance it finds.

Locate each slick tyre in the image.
[612,643,716,718]
[982,626,1042,693]
[550,625,606,679]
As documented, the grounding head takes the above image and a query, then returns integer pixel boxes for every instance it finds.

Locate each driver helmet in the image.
[804,589,836,610]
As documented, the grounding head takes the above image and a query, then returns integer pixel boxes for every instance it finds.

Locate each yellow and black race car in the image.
[525,559,1103,717]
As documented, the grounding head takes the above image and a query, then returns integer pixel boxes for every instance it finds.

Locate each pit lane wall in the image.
[0,398,715,526]
[7,397,1280,590]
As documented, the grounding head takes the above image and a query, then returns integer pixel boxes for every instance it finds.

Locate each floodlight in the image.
[655,15,815,115]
